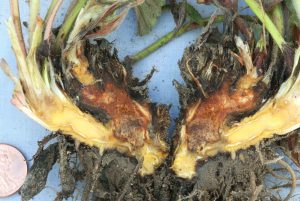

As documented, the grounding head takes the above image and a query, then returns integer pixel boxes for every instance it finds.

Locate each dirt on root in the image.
[19,134,284,201]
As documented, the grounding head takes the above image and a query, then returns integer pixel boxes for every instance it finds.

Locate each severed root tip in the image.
[173,36,298,179]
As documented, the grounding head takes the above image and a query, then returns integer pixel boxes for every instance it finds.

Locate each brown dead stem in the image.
[9,0,27,56]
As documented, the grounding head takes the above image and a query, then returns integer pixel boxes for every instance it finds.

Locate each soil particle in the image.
[20,143,58,201]
[195,149,267,200]
[92,151,139,201]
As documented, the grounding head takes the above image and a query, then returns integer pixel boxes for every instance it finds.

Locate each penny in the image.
[0,144,27,197]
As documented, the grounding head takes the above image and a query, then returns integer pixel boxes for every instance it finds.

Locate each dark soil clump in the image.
[20,133,283,201]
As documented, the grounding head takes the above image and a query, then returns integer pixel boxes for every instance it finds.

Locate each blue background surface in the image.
[0,0,299,200]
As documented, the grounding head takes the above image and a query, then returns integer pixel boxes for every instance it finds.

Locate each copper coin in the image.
[0,144,27,197]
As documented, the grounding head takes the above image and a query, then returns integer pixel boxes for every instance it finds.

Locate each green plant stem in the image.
[55,0,88,50]
[127,23,193,63]
[245,0,286,50]
[44,0,60,25]
[270,3,284,35]
[292,0,300,22]
[29,0,40,46]
[127,15,224,64]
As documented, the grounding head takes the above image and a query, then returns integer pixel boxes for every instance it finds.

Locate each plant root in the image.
[32,132,58,160]
[276,160,296,201]
[23,133,297,201]
[266,159,297,201]
[117,160,142,201]
[250,171,263,201]
[80,149,103,201]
